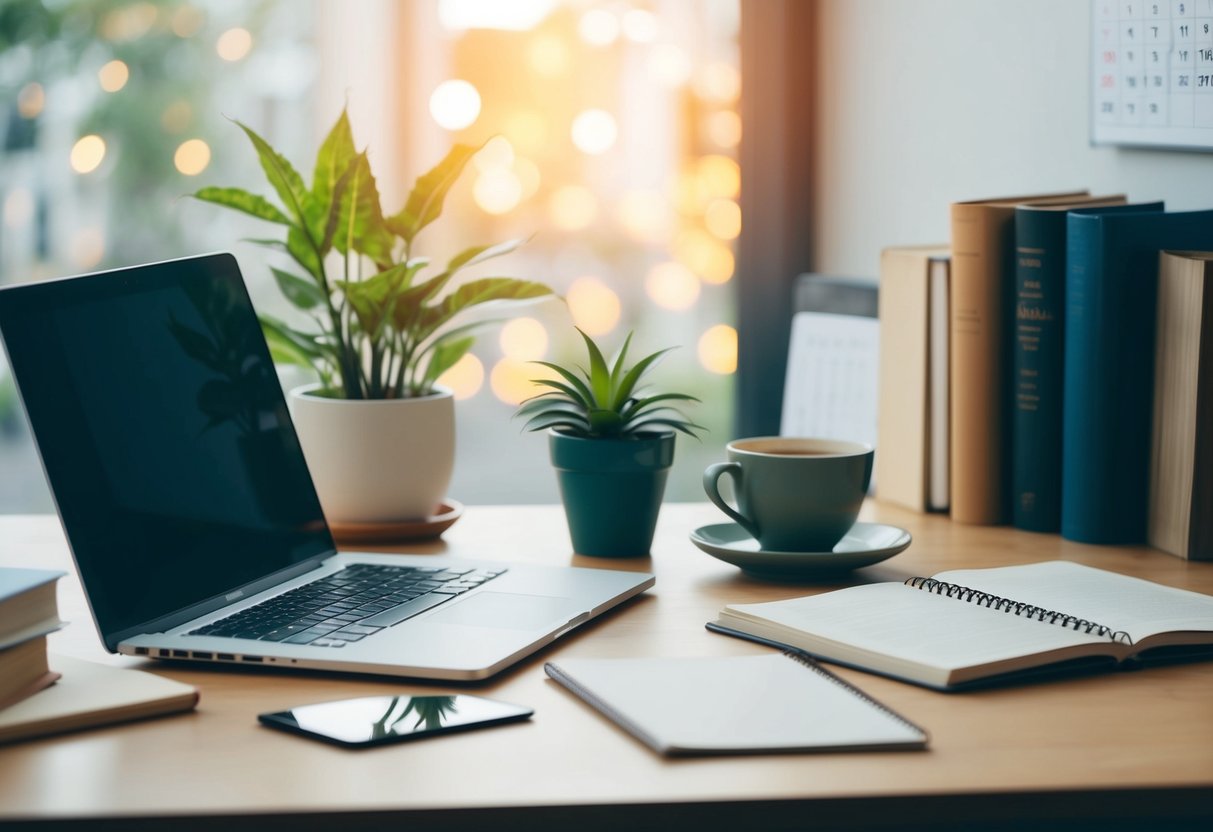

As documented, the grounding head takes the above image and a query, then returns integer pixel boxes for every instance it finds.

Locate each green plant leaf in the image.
[334,152,395,266]
[624,416,705,437]
[514,394,584,419]
[192,187,290,225]
[611,347,675,410]
[337,260,412,338]
[522,412,592,434]
[235,120,316,233]
[319,161,355,254]
[287,226,323,280]
[386,143,479,243]
[270,267,325,311]
[609,331,634,392]
[417,278,556,342]
[576,328,612,407]
[446,236,530,273]
[530,361,595,406]
[242,237,289,252]
[621,392,701,419]
[260,316,322,368]
[587,408,625,436]
[421,334,474,389]
[312,108,356,216]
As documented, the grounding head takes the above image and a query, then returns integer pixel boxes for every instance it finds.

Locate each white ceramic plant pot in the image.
[288,383,455,524]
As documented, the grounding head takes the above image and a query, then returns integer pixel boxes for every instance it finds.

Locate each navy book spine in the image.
[1062,207,1213,545]
[1011,209,1066,532]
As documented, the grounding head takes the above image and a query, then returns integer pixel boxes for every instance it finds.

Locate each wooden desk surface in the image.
[2,502,1212,831]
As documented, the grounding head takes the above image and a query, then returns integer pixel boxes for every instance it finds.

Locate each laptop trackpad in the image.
[428,592,581,630]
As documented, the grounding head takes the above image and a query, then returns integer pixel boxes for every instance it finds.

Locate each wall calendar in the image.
[1092,0,1213,150]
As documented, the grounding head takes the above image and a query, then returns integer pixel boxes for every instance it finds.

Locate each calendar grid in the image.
[1092,0,1213,149]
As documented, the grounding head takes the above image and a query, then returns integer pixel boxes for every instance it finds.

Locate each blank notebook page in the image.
[545,653,926,755]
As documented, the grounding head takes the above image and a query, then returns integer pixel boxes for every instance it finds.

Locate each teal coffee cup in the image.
[702,437,874,552]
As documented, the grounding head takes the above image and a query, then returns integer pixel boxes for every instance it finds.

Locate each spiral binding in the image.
[904,577,1134,645]
[783,651,929,740]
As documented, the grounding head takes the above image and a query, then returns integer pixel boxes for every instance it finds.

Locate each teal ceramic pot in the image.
[548,429,676,557]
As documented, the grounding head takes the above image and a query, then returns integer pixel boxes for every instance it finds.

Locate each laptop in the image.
[0,253,653,680]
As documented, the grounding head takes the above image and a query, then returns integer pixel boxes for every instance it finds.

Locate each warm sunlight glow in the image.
[504,111,547,154]
[649,44,692,87]
[17,82,44,119]
[70,135,106,174]
[491,358,554,406]
[617,189,670,243]
[216,28,253,62]
[171,4,204,38]
[578,9,620,46]
[98,60,130,92]
[174,139,211,176]
[571,109,617,155]
[70,227,105,269]
[101,3,157,42]
[473,170,523,215]
[646,262,700,310]
[694,62,741,102]
[698,325,737,375]
[704,198,741,240]
[676,229,735,285]
[549,186,598,231]
[567,277,621,336]
[438,353,485,400]
[514,157,541,198]
[439,0,555,31]
[695,154,741,200]
[474,135,515,173]
[430,79,481,131]
[3,188,34,228]
[500,317,549,361]
[706,110,742,148]
[622,9,659,42]
[528,34,569,76]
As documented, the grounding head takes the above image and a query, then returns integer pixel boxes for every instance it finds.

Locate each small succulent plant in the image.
[515,329,703,439]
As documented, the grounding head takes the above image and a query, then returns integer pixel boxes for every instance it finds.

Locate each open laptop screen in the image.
[0,254,334,648]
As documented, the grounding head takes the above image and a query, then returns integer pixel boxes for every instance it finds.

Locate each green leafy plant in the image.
[516,329,703,439]
[193,109,556,399]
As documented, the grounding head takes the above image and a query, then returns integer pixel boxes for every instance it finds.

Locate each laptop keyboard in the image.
[187,563,505,648]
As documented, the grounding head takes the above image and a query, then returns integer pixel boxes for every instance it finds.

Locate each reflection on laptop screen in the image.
[0,254,334,647]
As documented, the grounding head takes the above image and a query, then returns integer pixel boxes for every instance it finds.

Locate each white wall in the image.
[814,0,1213,278]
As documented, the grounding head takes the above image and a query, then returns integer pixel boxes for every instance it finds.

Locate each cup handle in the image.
[703,462,762,542]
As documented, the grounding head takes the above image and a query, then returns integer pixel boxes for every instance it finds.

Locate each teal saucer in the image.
[688,521,911,581]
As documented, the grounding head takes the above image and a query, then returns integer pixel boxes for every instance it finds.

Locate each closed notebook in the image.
[544,653,927,756]
[0,655,199,745]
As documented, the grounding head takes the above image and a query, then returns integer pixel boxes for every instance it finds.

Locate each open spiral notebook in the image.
[709,561,1213,690]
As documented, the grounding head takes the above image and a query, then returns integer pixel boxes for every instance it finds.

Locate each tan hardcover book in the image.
[876,246,949,512]
[0,637,60,711]
[0,655,199,745]
[948,191,1088,525]
[1149,251,1213,560]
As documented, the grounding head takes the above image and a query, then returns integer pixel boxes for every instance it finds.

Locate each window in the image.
[0,0,739,511]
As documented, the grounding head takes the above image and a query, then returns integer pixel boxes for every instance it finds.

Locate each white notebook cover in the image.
[545,653,928,756]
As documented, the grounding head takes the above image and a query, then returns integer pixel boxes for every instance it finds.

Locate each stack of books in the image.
[0,569,64,712]
[876,194,1213,559]
[0,566,199,744]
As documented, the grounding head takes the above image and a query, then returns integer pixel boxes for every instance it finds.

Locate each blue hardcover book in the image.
[1011,199,1128,533]
[1062,206,1213,545]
